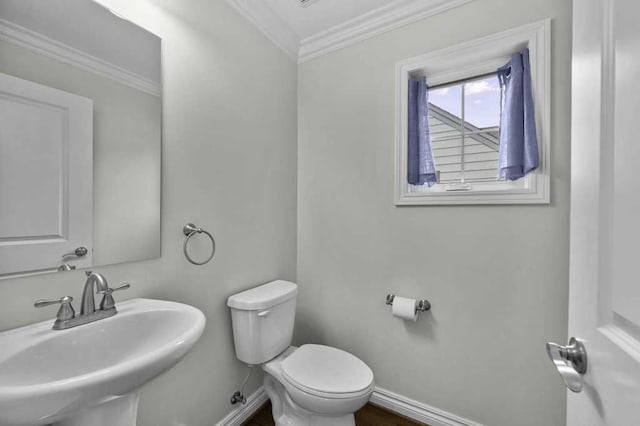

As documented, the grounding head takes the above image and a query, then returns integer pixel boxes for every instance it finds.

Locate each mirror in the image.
[0,0,161,278]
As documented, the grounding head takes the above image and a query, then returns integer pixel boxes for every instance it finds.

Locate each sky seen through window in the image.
[428,75,501,129]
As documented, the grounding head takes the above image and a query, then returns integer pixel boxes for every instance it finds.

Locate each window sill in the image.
[396,172,549,205]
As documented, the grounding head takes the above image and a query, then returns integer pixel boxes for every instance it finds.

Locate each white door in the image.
[0,73,93,276]
[548,0,640,424]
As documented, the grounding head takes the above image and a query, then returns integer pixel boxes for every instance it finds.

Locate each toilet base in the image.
[264,374,355,426]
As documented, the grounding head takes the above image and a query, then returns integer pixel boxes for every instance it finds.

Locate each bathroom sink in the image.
[0,298,206,426]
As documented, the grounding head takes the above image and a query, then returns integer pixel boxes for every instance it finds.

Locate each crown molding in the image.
[226,0,474,63]
[298,0,475,63]
[0,18,161,97]
[224,0,299,61]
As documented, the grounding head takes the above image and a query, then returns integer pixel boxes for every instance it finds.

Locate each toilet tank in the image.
[227,280,297,365]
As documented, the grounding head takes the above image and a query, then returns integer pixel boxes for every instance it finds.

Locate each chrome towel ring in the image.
[183,223,216,265]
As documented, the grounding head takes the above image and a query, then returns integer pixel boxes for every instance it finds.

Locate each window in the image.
[395,20,550,205]
[429,73,501,189]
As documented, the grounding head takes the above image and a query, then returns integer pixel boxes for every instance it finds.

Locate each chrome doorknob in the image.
[546,337,587,393]
[62,246,88,259]
[58,264,76,272]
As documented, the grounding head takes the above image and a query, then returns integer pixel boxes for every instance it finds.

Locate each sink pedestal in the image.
[54,392,140,426]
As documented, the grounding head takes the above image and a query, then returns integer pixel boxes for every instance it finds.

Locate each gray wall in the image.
[0,0,572,424]
[296,1,571,425]
[0,0,298,425]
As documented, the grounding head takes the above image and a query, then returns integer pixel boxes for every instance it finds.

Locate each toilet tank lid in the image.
[227,280,298,310]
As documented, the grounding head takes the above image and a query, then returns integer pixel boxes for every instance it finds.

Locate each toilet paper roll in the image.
[391,296,418,321]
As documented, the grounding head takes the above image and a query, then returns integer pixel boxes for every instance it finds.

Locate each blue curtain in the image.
[497,48,539,180]
[407,77,437,186]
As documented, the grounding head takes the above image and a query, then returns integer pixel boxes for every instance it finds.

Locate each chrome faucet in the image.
[81,271,109,315]
[34,271,130,330]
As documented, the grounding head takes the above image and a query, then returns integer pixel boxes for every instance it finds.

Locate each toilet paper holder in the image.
[386,294,431,312]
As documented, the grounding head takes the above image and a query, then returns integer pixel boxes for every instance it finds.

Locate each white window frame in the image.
[394,19,551,205]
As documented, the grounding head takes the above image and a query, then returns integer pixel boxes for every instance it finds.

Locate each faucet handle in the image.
[98,283,130,295]
[98,283,130,310]
[34,296,76,321]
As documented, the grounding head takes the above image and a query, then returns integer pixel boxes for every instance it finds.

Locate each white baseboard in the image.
[215,385,483,426]
[370,387,484,426]
[215,387,268,426]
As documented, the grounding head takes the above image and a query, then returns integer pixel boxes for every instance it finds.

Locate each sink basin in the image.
[0,298,206,426]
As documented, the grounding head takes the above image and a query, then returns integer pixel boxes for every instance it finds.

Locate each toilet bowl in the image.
[227,281,374,426]
[264,345,374,425]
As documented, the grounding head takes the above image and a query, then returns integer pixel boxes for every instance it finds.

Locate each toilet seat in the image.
[281,344,374,399]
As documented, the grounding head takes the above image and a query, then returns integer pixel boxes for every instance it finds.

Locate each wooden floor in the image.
[242,401,428,426]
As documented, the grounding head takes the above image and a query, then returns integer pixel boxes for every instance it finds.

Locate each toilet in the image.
[227,280,374,426]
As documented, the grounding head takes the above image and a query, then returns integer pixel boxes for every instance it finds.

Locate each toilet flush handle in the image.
[257,310,270,317]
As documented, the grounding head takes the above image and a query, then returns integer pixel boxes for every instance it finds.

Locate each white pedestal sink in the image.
[0,298,206,426]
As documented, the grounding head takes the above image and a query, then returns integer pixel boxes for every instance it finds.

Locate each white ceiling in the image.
[265,0,392,39]
[224,0,474,62]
